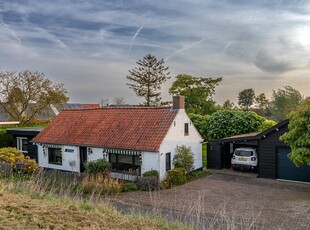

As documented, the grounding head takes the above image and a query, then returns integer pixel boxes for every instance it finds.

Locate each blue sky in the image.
[0,0,309,104]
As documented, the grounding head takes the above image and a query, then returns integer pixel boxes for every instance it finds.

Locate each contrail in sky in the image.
[128,26,143,52]
[165,38,206,62]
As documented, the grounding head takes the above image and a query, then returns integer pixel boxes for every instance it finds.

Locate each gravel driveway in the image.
[113,170,310,229]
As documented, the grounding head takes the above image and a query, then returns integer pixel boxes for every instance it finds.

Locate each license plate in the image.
[239,157,247,161]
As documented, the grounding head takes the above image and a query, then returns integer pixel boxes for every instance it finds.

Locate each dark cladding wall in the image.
[207,142,222,169]
[8,130,40,161]
[258,125,288,179]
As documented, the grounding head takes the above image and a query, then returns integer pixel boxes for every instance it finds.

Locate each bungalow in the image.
[32,96,203,181]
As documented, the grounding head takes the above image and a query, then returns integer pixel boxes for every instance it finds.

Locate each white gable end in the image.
[158,109,203,181]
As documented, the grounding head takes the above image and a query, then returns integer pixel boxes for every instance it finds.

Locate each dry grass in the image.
[0,180,191,230]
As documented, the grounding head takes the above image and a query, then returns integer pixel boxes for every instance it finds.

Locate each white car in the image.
[231,147,257,171]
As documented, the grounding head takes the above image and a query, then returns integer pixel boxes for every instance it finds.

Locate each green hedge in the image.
[142,170,159,179]
[85,158,111,175]
[167,168,187,186]
[0,129,12,148]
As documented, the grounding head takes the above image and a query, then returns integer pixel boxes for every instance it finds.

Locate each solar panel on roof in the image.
[67,103,83,109]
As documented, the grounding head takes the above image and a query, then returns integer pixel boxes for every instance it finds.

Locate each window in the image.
[48,148,62,165]
[109,153,140,173]
[17,137,28,153]
[166,152,171,171]
[234,150,254,157]
[184,123,189,136]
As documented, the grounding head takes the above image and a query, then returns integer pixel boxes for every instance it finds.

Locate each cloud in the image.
[254,51,293,73]
[0,0,309,105]
[128,26,143,52]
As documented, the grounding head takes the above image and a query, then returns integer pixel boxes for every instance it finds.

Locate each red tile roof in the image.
[33,107,177,151]
[81,104,100,109]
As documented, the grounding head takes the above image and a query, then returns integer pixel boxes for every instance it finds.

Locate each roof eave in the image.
[32,141,159,152]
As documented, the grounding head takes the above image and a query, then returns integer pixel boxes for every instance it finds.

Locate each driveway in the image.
[113,169,310,229]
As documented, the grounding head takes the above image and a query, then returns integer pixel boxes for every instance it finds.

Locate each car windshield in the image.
[234,150,253,157]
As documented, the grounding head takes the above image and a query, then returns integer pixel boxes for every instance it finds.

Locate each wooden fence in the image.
[0,161,13,177]
[110,169,140,182]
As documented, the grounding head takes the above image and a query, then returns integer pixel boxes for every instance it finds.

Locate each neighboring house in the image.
[0,103,101,123]
[0,107,10,122]
[6,127,43,160]
[32,96,203,181]
[207,120,310,182]
[81,104,101,109]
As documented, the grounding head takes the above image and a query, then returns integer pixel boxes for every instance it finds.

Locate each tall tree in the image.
[126,54,170,106]
[238,88,255,110]
[255,93,269,109]
[280,99,310,166]
[222,100,235,110]
[267,86,304,122]
[0,70,68,125]
[112,96,126,105]
[254,93,269,116]
[169,74,222,114]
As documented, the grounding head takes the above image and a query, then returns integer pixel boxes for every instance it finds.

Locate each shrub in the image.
[167,168,187,186]
[122,182,139,192]
[206,110,263,139]
[142,170,159,179]
[186,170,211,181]
[0,147,24,164]
[160,179,172,190]
[137,176,159,191]
[188,113,211,140]
[80,175,123,195]
[22,156,39,174]
[173,145,194,173]
[0,129,12,148]
[258,119,276,132]
[85,158,111,175]
[0,147,39,174]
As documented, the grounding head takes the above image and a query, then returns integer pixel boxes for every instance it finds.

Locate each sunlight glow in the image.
[294,26,310,47]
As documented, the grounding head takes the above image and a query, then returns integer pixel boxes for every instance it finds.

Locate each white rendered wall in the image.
[87,147,108,161]
[141,151,160,175]
[37,145,109,172]
[158,109,203,181]
[37,145,80,172]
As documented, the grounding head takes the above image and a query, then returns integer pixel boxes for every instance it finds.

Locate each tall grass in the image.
[6,170,123,204]
[2,170,268,229]
[0,180,191,230]
[124,190,266,230]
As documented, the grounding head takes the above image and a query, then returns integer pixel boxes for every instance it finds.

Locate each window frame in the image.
[48,148,63,165]
[165,152,171,171]
[184,123,189,136]
[109,153,141,174]
[17,137,28,153]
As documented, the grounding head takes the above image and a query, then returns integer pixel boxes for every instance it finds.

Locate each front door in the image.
[80,147,87,172]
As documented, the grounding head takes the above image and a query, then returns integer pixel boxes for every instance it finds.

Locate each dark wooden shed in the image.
[207,120,310,182]
[7,127,43,160]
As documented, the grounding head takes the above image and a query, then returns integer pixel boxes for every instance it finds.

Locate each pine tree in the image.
[126,54,170,106]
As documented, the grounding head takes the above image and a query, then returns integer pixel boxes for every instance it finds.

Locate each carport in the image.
[207,133,259,170]
[207,120,310,182]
